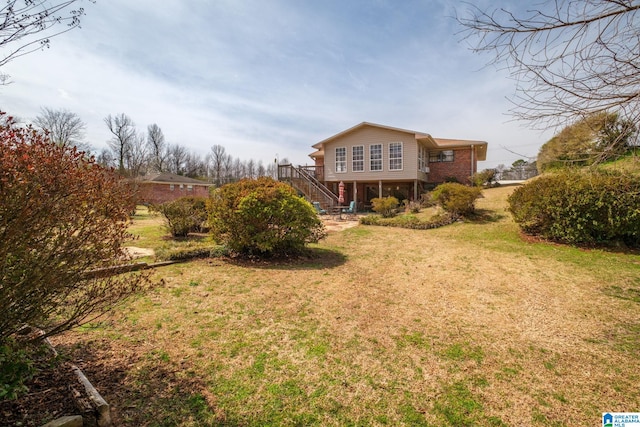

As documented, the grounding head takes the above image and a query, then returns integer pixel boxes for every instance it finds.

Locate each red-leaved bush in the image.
[0,112,151,343]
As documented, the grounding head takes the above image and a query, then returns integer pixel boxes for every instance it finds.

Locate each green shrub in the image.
[155,197,208,238]
[431,183,482,216]
[0,339,36,400]
[471,169,497,187]
[508,169,640,246]
[360,212,456,229]
[371,196,400,218]
[207,177,327,257]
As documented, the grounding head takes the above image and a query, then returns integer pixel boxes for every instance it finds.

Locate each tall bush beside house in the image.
[508,169,640,246]
[207,177,326,257]
[0,113,151,372]
[431,183,482,216]
[155,196,208,237]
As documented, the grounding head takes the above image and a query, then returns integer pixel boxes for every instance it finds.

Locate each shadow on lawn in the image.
[55,338,225,426]
[464,209,506,224]
[225,247,347,270]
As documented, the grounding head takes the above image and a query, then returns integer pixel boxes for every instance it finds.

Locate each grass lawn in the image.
[125,205,219,262]
[54,185,640,426]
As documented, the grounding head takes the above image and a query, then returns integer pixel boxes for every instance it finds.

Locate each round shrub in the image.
[508,169,640,246]
[207,177,327,257]
[431,183,482,216]
[370,196,399,218]
[155,196,208,238]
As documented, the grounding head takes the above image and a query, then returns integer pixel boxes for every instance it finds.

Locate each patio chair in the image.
[312,201,327,215]
[342,200,356,214]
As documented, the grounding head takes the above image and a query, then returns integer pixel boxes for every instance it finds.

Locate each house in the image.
[278,122,487,211]
[136,172,214,205]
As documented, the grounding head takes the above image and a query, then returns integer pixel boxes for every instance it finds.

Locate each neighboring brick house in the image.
[306,122,487,208]
[136,172,214,205]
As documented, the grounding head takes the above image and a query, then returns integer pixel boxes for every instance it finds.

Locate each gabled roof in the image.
[140,172,213,186]
[311,122,488,161]
[311,122,435,149]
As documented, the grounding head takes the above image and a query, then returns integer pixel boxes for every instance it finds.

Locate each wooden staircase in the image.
[277,164,338,210]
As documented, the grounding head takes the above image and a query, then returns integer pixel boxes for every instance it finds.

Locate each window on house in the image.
[352,145,364,172]
[180,184,184,189]
[429,150,454,162]
[389,142,402,170]
[187,185,193,191]
[370,144,382,171]
[418,145,427,170]
[336,147,347,173]
[170,184,175,191]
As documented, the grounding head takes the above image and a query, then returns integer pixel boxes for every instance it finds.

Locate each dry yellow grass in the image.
[55,185,640,426]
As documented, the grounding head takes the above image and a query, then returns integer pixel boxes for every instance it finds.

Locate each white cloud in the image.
[0,0,551,169]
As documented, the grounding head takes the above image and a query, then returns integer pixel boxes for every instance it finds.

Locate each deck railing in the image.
[277,164,337,210]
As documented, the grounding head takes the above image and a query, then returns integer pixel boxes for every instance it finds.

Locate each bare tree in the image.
[222,154,234,184]
[168,143,188,175]
[126,133,148,178]
[33,107,88,151]
[256,160,266,177]
[96,147,113,168]
[0,1,93,83]
[104,113,136,176]
[209,144,229,186]
[184,151,206,178]
[246,159,256,179]
[458,1,640,132]
[266,161,277,179]
[231,158,244,182]
[146,123,168,172]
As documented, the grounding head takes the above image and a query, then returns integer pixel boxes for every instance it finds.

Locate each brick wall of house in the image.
[138,183,212,205]
[428,148,476,185]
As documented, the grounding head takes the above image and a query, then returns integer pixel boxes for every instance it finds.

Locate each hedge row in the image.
[359,212,457,229]
[508,169,640,246]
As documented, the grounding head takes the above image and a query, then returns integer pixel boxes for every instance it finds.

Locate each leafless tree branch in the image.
[458,0,640,130]
[0,0,94,83]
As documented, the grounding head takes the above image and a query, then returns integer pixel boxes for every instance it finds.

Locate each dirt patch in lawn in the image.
[123,246,155,258]
[321,216,361,233]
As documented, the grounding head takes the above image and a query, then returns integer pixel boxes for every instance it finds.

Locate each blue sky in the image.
[1,0,553,169]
